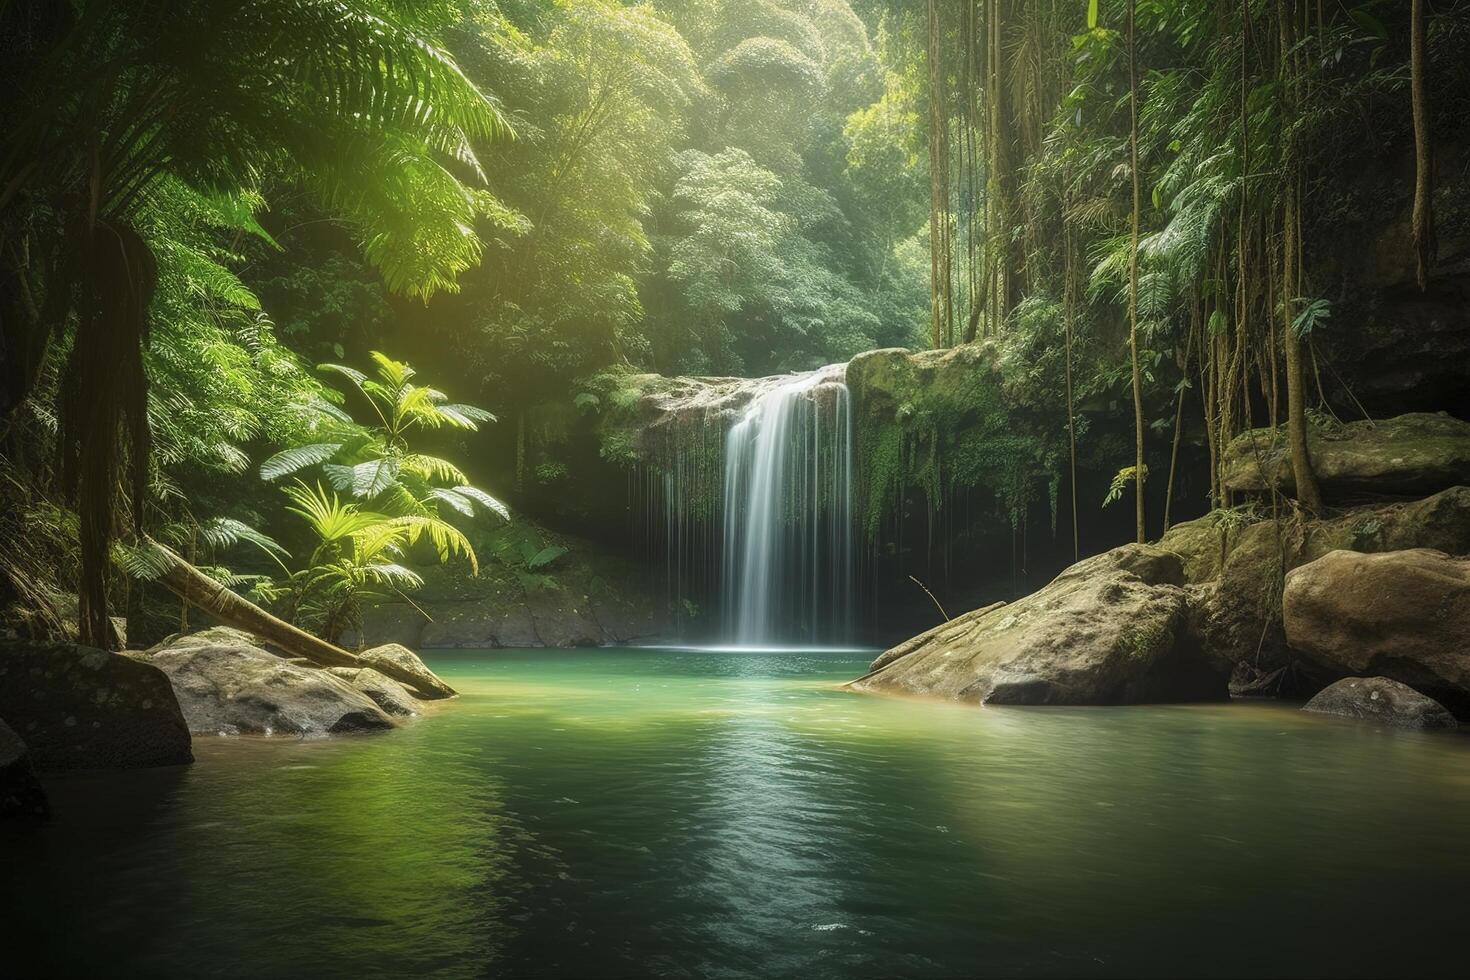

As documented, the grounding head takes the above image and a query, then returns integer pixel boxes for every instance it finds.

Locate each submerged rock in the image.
[326,667,419,717]
[850,545,1224,705]
[141,635,394,736]
[1304,677,1457,730]
[0,717,49,819]
[356,643,456,700]
[1284,549,1470,714]
[1222,412,1470,498]
[0,643,192,769]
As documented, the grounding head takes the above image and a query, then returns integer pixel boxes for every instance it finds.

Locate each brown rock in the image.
[1284,549,1470,713]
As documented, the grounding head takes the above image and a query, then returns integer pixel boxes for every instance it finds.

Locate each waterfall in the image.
[627,363,857,646]
[720,364,854,645]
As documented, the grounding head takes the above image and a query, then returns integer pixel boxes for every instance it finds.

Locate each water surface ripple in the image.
[5,647,1469,978]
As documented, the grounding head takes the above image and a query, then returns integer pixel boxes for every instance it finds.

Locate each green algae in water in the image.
[6,647,1470,978]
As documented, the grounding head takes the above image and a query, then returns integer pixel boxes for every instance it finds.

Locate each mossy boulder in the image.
[849,544,1224,705]
[0,643,192,769]
[1222,412,1470,499]
[1158,517,1231,584]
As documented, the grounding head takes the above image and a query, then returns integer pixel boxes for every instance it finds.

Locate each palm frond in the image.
[260,442,344,481]
[323,459,400,498]
[452,484,510,520]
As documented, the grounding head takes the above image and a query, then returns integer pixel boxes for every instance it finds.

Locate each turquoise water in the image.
[6,647,1470,978]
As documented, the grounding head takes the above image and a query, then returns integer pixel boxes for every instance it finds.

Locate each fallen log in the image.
[151,541,360,668]
[146,539,440,695]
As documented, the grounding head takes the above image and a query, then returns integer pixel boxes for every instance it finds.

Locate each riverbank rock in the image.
[1283,549,1470,714]
[1304,677,1458,731]
[850,545,1224,705]
[0,643,193,769]
[1164,487,1470,689]
[356,643,456,700]
[140,634,394,736]
[0,718,49,819]
[326,667,419,717]
[1222,412,1470,499]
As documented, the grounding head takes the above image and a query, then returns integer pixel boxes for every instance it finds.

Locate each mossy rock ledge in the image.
[1222,412,1470,499]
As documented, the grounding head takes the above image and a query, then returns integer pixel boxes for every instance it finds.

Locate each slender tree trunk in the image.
[1064,222,1079,563]
[1281,0,1323,511]
[1162,379,1186,533]
[1410,0,1435,290]
[1127,0,1146,543]
[927,0,946,349]
[1282,190,1321,510]
[515,412,526,493]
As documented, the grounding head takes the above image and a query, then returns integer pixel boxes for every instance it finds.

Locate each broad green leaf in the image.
[528,545,569,570]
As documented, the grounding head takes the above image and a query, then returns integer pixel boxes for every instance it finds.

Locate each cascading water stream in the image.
[629,362,857,646]
[720,364,854,645]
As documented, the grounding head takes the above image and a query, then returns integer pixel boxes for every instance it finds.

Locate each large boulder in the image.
[1304,676,1458,731]
[1284,549,1470,714]
[850,545,1224,705]
[0,643,193,769]
[140,634,394,736]
[1222,412,1470,498]
[0,717,49,819]
[356,643,456,700]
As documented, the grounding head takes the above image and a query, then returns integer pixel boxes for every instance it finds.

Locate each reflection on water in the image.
[5,647,1470,979]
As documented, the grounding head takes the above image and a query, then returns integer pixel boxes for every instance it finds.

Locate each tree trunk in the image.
[151,542,361,669]
[1411,0,1435,290]
[1282,181,1322,511]
[1281,0,1323,512]
[1063,221,1080,563]
[1162,372,1187,534]
[1127,0,1146,543]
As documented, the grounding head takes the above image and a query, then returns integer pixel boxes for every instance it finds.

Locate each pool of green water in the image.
[6,647,1470,978]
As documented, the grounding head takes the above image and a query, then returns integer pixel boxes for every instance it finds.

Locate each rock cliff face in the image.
[343,522,668,650]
